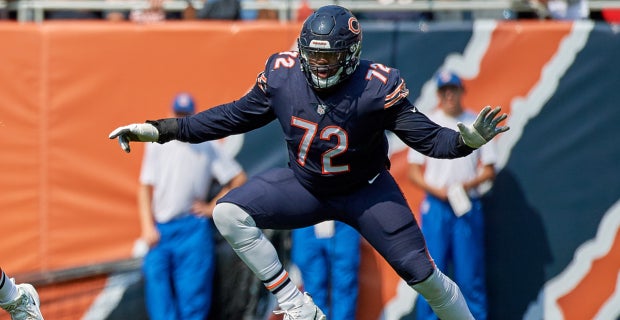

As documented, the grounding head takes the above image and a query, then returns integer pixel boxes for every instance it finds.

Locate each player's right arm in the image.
[171,85,275,143]
[109,55,279,153]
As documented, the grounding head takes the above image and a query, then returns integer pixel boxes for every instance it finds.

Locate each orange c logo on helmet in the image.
[348,17,361,34]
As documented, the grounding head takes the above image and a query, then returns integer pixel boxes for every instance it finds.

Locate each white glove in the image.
[457,106,509,148]
[108,123,159,153]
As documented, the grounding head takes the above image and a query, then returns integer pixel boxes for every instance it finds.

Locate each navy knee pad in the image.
[393,249,435,286]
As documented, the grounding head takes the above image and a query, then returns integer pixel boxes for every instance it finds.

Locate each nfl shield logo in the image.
[316,104,326,115]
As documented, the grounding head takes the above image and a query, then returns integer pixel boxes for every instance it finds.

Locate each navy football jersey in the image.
[177,51,472,194]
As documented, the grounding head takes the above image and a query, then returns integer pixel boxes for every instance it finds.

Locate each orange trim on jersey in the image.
[386,79,405,100]
[385,79,409,109]
[257,72,267,93]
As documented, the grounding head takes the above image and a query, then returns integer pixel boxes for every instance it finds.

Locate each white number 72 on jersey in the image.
[291,116,350,174]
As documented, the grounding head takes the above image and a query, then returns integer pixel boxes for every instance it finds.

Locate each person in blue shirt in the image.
[109,5,509,320]
[138,93,246,320]
[408,71,496,320]
[291,220,361,320]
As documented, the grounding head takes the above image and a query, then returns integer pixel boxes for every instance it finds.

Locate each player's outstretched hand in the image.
[457,106,509,148]
[108,123,159,153]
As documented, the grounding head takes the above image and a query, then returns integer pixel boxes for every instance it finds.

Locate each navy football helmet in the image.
[298,5,362,89]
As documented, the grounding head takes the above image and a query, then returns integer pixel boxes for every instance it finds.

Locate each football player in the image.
[0,268,43,319]
[110,5,509,320]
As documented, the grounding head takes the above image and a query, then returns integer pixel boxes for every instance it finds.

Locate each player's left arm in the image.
[387,100,475,159]
[376,70,473,158]
[381,75,508,158]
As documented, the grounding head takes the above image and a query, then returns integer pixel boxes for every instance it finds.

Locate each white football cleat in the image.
[0,281,44,320]
[273,292,326,320]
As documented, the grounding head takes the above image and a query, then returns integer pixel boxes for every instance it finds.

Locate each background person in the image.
[407,71,496,320]
[138,92,246,320]
[291,221,361,320]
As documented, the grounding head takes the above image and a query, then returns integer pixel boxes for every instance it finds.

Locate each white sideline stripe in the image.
[539,200,620,320]
[81,271,142,320]
[415,19,497,114]
[495,20,593,171]
[596,272,620,320]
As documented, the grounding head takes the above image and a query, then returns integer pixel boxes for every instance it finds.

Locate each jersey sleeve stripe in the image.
[257,72,267,93]
[384,78,409,109]
[386,78,405,100]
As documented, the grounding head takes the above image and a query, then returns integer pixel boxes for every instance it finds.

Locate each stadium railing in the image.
[1,0,619,23]
[16,258,142,287]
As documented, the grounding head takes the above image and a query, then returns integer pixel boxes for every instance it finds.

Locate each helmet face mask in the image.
[298,5,362,90]
[301,48,347,87]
